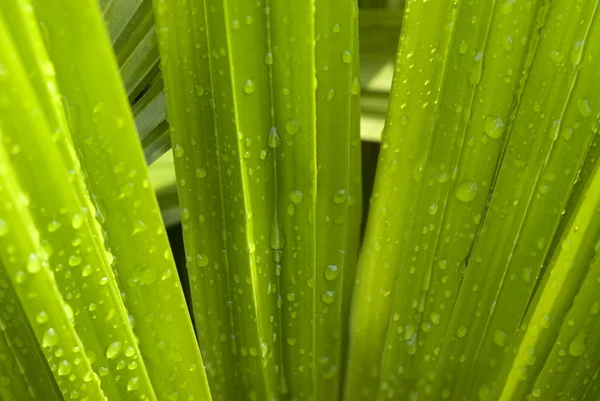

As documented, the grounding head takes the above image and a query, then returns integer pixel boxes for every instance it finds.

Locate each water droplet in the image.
[36,311,49,324]
[287,338,297,346]
[289,190,304,204]
[174,144,185,158]
[578,98,592,117]
[195,168,207,178]
[428,203,438,215]
[68,255,82,267]
[404,324,416,341]
[484,115,505,139]
[532,389,541,398]
[524,348,536,365]
[270,219,285,250]
[195,253,209,267]
[285,119,300,135]
[458,40,469,54]
[503,35,514,52]
[326,89,335,103]
[321,290,336,304]
[455,181,478,202]
[58,360,72,376]
[332,189,347,204]
[342,50,352,64]
[268,127,282,148]
[438,259,448,270]
[324,265,339,281]
[47,220,61,232]
[351,76,361,95]
[494,330,506,347]
[127,377,140,391]
[457,326,468,338]
[71,213,83,229]
[469,51,484,84]
[26,254,41,273]
[332,24,340,33]
[80,265,92,278]
[569,333,586,356]
[243,79,256,94]
[570,40,585,67]
[106,342,122,359]
[195,85,205,96]
[42,328,58,347]
[264,52,273,65]
[547,48,563,62]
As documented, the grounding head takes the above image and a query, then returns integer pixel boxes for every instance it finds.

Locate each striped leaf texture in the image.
[153,1,362,401]
[0,0,209,400]
[347,0,600,400]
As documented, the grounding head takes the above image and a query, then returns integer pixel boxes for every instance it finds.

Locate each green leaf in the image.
[154,0,361,400]
[346,1,458,397]
[348,0,600,400]
[27,0,211,399]
[0,146,106,400]
[434,1,600,399]
[0,7,157,398]
[102,0,145,44]
[0,264,61,401]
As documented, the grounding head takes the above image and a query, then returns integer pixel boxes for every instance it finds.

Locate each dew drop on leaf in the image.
[484,115,505,139]
[264,51,273,65]
[332,189,347,204]
[285,119,300,135]
[68,255,82,267]
[71,213,83,229]
[127,377,140,391]
[268,127,282,149]
[569,333,586,356]
[494,330,506,347]
[36,311,49,324]
[195,253,209,267]
[578,98,592,117]
[42,328,58,347]
[342,50,352,64]
[26,254,41,274]
[455,181,478,202]
[351,76,361,95]
[570,40,585,67]
[321,290,336,304]
[47,220,61,232]
[324,265,339,281]
[173,144,185,158]
[106,342,122,359]
[243,79,256,94]
[57,360,72,376]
